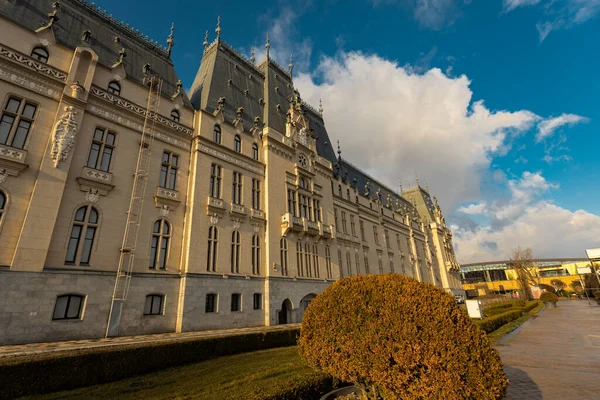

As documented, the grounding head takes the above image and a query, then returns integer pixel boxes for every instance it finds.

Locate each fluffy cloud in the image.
[454,201,600,263]
[453,171,600,263]
[536,113,588,142]
[413,0,460,30]
[502,0,542,12]
[296,51,538,211]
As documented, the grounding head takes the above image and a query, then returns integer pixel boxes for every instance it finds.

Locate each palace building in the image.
[0,0,463,345]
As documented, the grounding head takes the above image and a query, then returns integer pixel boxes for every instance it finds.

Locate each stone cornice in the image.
[198,138,265,175]
[0,59,63,101]
[0,43,67,82]
[90,86,193,137]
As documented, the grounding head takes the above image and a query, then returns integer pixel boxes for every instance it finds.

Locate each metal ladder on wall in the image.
[105,75,163,337]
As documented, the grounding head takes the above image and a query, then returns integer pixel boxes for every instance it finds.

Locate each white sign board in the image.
[586,248,600,260]
[466,299,484,319]
[577,266,592,274]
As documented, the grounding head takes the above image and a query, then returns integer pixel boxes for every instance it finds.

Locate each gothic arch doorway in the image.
[278,298,293,324]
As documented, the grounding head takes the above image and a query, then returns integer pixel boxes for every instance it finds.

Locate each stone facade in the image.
[0,1,463,345]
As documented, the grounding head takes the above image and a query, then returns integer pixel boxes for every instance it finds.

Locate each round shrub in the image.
[540,292,559,304]
[298,274,508,400]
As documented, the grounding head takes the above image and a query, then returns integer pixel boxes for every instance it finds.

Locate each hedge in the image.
[260,375,344,400]
[475,309,524,333]
[486,299,526,309]
[0,328,300,400]
[523,300,541,313]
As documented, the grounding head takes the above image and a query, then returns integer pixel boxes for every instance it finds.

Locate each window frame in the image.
[280,238,288,276]
[65,205,99,266]
[170,109,180,122]
[149,219,171,270]
[0,95,38,149]
[207,226,218,272]
[205,293,217,313]
[86,127,116,172]
[231,293,241,312]
[252,143,259,160]
[159,151,179,190]
[209,163,222,198]
[325,246,332,279]
[252,234,260,275]
[233,134,241,153]
[144,294,165,316]
[253,293,262,310]
[252,178,261,210]
[231,230,241,273]
[31,46,49,63]
[52,294,85,321]
[107,81,121,96]
[232,171,243,205]
[213,125,222,144]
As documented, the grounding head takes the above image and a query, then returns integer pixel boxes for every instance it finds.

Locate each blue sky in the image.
[96,0,600,262]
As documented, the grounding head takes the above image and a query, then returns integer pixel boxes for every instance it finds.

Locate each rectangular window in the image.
[385,230,390,248]
[397,234,401,252]
[314,200,322,222]
[253,293,262,310]
[53,294,84,320]
[360,220,365,241]
[205,294,216,313]
[341,212,347,233]
[252,179,261,210]
[231,293,241,312]
[334,208,339,230]
[232,172,243,204]
[287,188,296,215]
[373,226,380,246]
[350,215,356,237]
[144,295,164,315]
[325,246,332,279]
[160,151,178,190]
[86,128,116,172]
[65,225,82,264]
[210,164,222,198]
[0,97,37,149]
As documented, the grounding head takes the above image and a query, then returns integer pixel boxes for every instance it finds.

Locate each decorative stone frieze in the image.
[207,196,226,215]
[250,208,265,220]
[0,44,67,81]
[199,144,263,174]
[230,203,247,216]
[0,65,61,100]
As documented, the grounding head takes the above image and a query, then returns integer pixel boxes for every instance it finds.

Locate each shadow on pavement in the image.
[504,365,542,400]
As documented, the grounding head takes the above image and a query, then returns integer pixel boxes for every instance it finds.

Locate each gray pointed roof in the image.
[1,0,190,107]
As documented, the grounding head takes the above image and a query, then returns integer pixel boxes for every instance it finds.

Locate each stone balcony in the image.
[281,213,305,236]
[306,219,320,235]
[251,208,265,220]
[320,223,333,239]
[230,202,247,217]
[154,186,180,209]
[76,166,115,196]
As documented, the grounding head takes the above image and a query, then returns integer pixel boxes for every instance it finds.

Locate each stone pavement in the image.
[497,300,600,400]
[0,323,301,359]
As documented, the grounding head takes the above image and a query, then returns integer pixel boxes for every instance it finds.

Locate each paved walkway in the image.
[498,300,600,399]
[0,323,301,359]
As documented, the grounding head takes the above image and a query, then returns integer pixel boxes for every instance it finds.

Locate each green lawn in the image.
[23,347,325,400]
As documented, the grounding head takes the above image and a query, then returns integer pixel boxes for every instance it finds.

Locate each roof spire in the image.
[399,181,403,193]
[265,33,270,59]
[415,173,420,187]
[289,54,294,78]
[337,140,342,160]
[203,30,209,52]
[215,16,222,40]
[319,99,323,116]
[166,22,175,56]
[250,46,255,64]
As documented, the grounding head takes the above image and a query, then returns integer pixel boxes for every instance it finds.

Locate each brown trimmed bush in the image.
[487,299,526,309]
[475,309,523,333]
[540,292,559,304]
[523,300,541,313]
[298,274,508,400]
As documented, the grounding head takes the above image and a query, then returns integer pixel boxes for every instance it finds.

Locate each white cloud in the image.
[502,0,542,12]
[454,201,600,263]
[450,171,600,263]
[413,0,459,30]
[505,0,600,41]
[536,113,588,141]
[296,51,539,212]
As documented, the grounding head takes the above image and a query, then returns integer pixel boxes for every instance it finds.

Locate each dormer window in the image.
[171,110,180,122]
[107,81,121,96]
[234,134,241,152]
[214,125,221,144]
[31,47,49,63]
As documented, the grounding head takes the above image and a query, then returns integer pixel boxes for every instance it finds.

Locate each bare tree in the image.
[510,246,537,300]
[550,279,566,295]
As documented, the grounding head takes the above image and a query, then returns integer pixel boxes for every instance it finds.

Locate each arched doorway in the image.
[298,294,317,322]
[278,299,293,324]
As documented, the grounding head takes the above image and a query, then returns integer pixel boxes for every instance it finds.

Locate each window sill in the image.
[0,143,29,178]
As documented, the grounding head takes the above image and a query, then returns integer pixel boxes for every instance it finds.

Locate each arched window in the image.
[31,47,49,63]
[297,242,304,277]
[305,243,312,277]
[170,109,180,122]
[280,238,288,276]
[346,251,352,276]
[252,234,260,275]
[364,253,370,275]
[213,125,221,144]
[231,230,240,273]
[150,219,171,269]
[53,294,85,320]
[0,191,6,225]
[107,81,121,96]
[337,249,343,278]
[390,258,395,273]
[313,244,319,278]
[252,143,259,160]
[66,205,99,266]
[234,134,241,152]
[378,257,384,274]
[207,226,218,272]
[355,253,361,275]
[325,246,332,279]
[144,294,164,315]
